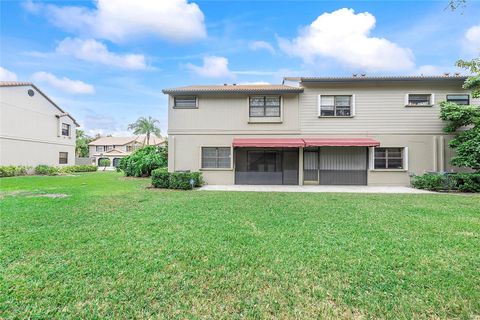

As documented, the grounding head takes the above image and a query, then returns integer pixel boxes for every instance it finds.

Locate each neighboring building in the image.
[88,135,164,169]
[0,81,78,167]
[163,76,478,186]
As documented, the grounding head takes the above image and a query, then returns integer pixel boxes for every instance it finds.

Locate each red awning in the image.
[233,138,305,148]
[303,138,380,147]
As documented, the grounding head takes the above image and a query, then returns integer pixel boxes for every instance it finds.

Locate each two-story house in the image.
[0,81,78,167]
[163,75,478,186]
[88,135,164,169]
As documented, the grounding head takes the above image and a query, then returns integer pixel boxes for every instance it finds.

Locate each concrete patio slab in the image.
[198,185,434,194]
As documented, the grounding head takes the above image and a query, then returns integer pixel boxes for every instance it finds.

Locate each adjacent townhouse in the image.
[163,75,478,186]
[0,81,78,167]
[88,135,164,169]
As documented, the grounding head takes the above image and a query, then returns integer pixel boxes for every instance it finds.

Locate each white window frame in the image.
[369,147,408,171]
[318,94,356,117]
[199,146,233,171]
[248,96,282,118]
[405,93,435,107]
[173,96,198,109]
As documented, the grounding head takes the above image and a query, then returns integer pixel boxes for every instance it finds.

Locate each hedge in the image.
[0,166,31,178]
[61,165,98,173]
[35,165,60,176]
[411,172,480,192]
[151,169,203,190]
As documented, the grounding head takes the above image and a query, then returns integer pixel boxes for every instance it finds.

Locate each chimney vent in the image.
[455,72,460,76]
[352,74,357,77]
[223,83,227,86]
[361,73,366,77]
[444,72,450,77]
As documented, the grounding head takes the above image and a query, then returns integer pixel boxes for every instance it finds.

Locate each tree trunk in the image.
[147,133,150,145]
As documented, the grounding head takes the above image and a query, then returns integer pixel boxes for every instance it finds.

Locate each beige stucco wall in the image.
[169,133,459,186]
[168,94,300,135]
[299,80,477,134]
[0,85,76,166]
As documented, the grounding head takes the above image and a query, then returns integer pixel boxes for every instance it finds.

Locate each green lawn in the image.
[1,172,479,319]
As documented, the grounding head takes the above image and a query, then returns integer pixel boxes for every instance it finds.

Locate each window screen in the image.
[174,96,197,108]
[201,147,231,169]
[374,148,403,169]
[59,152,68,164]
[446,94,469,105]
[320,95,352,116]
[249,96,280,117]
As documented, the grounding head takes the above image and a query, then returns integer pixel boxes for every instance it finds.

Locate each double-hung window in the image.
[61,123,70,136]
[174,96,197,108]
[249,96,281,117]
[201,147,231,169]
[319,95,353,116]
[96,146,103,152]
[446,94,469,105]
[374,148,404,169]
[406,94,433,106]
[59,152,68,164]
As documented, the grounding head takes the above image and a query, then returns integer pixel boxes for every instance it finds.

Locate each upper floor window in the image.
[201,147,231,169]
[126,145,133,152]
[249,96,281,117]
[61,123,70,136]
[174,96,197,108]
[406,94,434,106]
[96,146,102,152]
[319,95,352,117]
[447,94,469,105]
[106,145,113,151]
[59,152,68,164]
[374,148,404,169]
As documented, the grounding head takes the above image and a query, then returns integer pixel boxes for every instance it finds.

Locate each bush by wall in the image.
[35,165,60,176]
[451,173,480,193]
[151,169,203,190]
[118,146,167,177]
[61,165,98,173]
[0,166,31,178]
[411,172,480,192]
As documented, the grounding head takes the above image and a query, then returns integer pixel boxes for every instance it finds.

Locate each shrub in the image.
[61,165,97,173]
[151,168,170,188]
[35,165,60,176]
[151,169,203,190]
[118,146,167,177]
[0,166,30,178]
[411,172,480,192]
[451,173,480,192]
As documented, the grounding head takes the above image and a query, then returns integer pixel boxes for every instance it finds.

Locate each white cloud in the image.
[186,56,234,78]
[463,25,480,55]
[249,41,275,54]
[26,0,206,43]
[278,8,414,72]
[56,38,147,70]
[0,67,18,81]
[32,72,95,94]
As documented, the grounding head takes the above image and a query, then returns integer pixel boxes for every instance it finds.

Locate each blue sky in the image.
[1,0,479,136]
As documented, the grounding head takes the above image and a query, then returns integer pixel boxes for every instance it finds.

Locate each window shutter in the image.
[403,147,409,171]
[369,147,375,170]
[351,94,356,116]
[430,93,435,105]
[318,94,322,117]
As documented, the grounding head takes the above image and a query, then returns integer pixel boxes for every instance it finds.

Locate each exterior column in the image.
[298,147,304,185]
[439,136,445,172]
[433,136,438,172]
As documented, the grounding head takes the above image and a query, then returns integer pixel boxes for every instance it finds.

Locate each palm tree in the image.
[128,116,161,145]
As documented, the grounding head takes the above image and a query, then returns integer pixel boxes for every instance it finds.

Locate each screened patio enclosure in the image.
[232,138,380,186]
[234,148,299,185]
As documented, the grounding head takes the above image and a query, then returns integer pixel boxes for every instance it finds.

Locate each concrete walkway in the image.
[198,185,434,194]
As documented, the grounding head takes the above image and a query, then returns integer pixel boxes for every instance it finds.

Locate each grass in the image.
[1,172,479,319]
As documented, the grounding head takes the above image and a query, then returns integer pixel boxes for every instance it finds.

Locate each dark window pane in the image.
[321,107,335,116]
[387,159,403,169]
[202,147,230,168]
[374,159,386,169]
[59,152,68,164]
[447,94,469,105]
[336,107,351,116]
[408,94,431,106]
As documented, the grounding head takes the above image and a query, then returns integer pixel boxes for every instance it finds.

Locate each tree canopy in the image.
[128,116,161,145]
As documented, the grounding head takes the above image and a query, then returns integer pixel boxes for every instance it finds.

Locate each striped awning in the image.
[233,137,380,148]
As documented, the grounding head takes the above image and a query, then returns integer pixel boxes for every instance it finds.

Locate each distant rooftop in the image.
[283,74,468,83]
[162,84,303,95]
[0,81,34,87]
[89,135,164,146]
